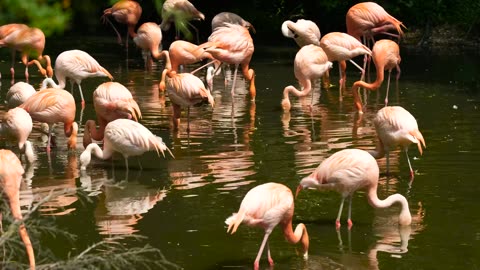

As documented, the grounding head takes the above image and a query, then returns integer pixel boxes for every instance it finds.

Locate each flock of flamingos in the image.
[0,0,428,269]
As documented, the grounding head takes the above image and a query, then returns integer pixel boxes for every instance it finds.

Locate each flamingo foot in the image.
[268,257,274,266]
[335,219,341,230]
[347,219,353,230]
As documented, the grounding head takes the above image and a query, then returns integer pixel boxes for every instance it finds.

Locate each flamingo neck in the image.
[282,221,309,259]
[41,77,62,90]
[367,186,412,226]
[65,122,78,150]
[367,138,386,159]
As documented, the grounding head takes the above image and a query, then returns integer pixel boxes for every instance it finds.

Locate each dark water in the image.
[1,36,480,269]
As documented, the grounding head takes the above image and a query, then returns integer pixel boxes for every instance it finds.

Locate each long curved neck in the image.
[368,138,385,159]
[352,64,385,113]
[282,221,309,258]
[283,79,312,100]
[41,77,62,90]
[367,186,412,226]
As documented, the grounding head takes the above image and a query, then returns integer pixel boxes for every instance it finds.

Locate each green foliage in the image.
[0,0,72,36]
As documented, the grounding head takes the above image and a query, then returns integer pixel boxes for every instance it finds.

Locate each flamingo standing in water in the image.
[159,69,214,132]
[102,0,142,51]
[80,119,173,173]
[281,44,332,111]
[200,23,256,100]
[83,82,142,148]
[0,149,35,269]
[20,88,78,153]
[5,82,36,108]
[351,39,401,113]
[159,0,205,42]
[346,2,406,45]
[0,24,52,84]
[281,19,321,47]
[0,107,35,163]
[296,148,412,229]
[44,49,113,107]
[319,32,372,96]
[226,182,309,270]
[133,22,170,70]
[368,106,426,177]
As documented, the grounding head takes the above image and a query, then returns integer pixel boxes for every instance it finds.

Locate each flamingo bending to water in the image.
[0,107,34,163]
[102,0,142,50]
[226,182,309,270]
[296,148,412,229]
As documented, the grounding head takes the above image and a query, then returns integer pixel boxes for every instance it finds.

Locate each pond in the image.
[1,35,479,269]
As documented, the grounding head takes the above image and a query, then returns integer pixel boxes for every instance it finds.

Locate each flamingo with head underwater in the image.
[296,148,412,229]
[226,182,309,270]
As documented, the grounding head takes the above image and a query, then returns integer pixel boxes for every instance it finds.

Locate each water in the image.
[1,36,480,269]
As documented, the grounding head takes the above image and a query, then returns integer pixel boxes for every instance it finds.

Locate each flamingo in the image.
[346,2,406,44]
[0,24,52,84]
[44,49,114,107]
[211,12,255,33]
[159,69,214,132]
[133,22,169,70]
[0,107,35,163]
[281,19,321,47]
[83,82,142,148]
[159,0,205,42]
[5,82,36,108]
[19,88,78,153]
[226,182,309,270]
[368,106,426,177]
[296,148,412,229]
[80,118,174,173]
[281,44,332,111]
[351,39,401,113]
[0,149,35,269]
[319,32,372,96]
[102,0,142,50]
[200,23,256,100]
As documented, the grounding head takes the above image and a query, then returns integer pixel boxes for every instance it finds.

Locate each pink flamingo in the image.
[5,82,36,108]
[352,39,401,113]
[83,81,142,148]
[159,69,214,132]
[211,12,255,33]
[226,182,309,270]
[102,0,142,50]
[20,88,78,153]
[346,2,406,44]
[0,149,35,269]
[281,19,321,47]
[296,148,412,229]
[368,106,426,177]
[319,32,372,95]
[281,44,332,111]
[44,50,113,107]
[80,118,173,173]
[200,23,256,100]
[132,22,170,70]
[0,24,52,84]
[0,107,34,163]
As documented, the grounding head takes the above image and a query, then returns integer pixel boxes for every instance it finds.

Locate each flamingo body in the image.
[6,82,37,108]
[281,44,332,111]
[281,19,320,47]
[20,88,78,151]
[0,107,34,163]
[212,12,255,33]
[297,148,412,229]
[80,119,173,171]
[226,182,309,269]
[369,106,426,176]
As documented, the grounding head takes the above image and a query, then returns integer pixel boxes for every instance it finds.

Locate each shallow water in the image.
[1,36,479,269]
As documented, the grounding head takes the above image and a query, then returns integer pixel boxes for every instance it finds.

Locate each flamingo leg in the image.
[186,106,191,133]
[231,64,239,97]
[266,242,274,266]
[137,157,143,170]
[338,63,344,101]
[254,232,271,270]
[124,156,129,180]
[385,70,392,106]
[10,50,16,85]
[405,149,414,178]
[386,151,390,176]
[347,196,353,229]
[46,124,54,153]
[336,197,346,229]
[78,84,86,108]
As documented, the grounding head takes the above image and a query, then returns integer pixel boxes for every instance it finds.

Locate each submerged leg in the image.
[347,196,353,229]
[254,232,271,270]
[231,64,239,97]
